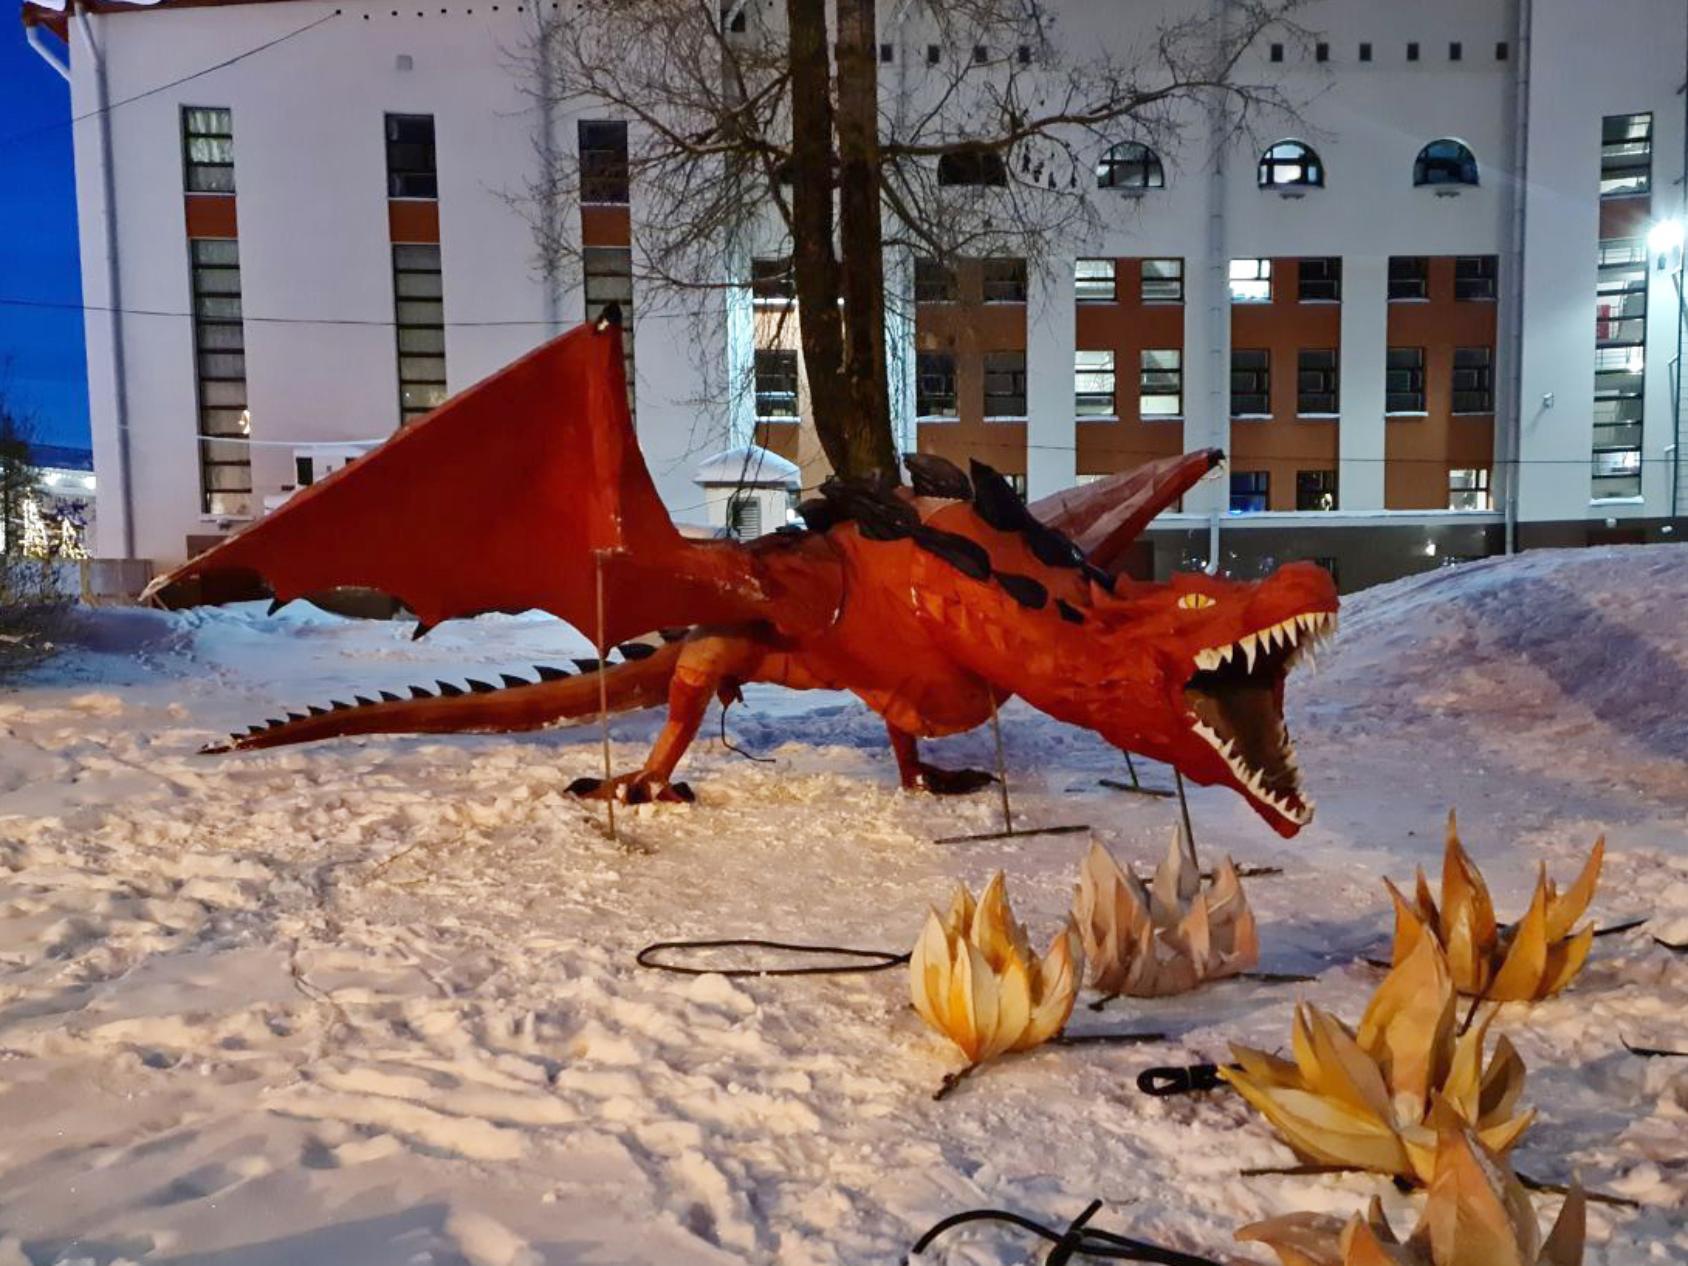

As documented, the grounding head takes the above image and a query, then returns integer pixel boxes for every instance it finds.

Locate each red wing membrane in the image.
[156,319,768,646]
[1028,449,1223,572]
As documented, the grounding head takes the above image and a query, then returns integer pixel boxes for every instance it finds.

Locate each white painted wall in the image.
[58,0,1688,566]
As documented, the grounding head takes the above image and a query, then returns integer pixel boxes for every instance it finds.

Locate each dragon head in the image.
[1084,562,1339,837]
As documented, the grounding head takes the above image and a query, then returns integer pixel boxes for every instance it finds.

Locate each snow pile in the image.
[0,545,1683,1264]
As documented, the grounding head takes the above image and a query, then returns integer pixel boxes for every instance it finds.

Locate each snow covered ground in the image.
[0,544,1684,1265]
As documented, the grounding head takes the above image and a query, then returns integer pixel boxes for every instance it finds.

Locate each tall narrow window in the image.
[1230,471,1269,513]
[385,114,437,199]
[579,120,630,204]
[1297,349,1339,415]
[1074,258,1116,302]
[1385,347,1426,413]
[1230,349,1270,416]
[1139,350,1182,416]
[1229,258,1271,302]
[981,257,1027,302]
[1298,257,1341,301]
[584,246,635,404]
[1141,258,1184,302]
[983,351,1027,417]
[392,244,447,422]
[1388,255,1429,300]
[754,349,798,418]
[1592,238,1646,493]
[189,238,250,516]
[1452,347,1494,413]
[1075,350,1116,416]
[1454,255,1497,301]
[916,351,957,417]
[1600,112,1652,197]
[182,107,235,193]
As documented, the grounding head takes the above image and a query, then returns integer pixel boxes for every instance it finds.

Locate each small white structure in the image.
[693,445,800,540]
[262,442,378,513]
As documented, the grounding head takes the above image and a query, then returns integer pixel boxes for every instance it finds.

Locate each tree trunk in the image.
[831,0,899,482]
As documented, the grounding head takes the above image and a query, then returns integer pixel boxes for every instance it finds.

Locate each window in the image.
[1229,257,1271,303]
[579,120,629,204]
[1258,140,1324,188]
[1388,255,1429,300]
[1297,348,1339,414]
[1600,112,1652,197]
[720,3,746,33]
[1597,240,1647,346]
[914,257,958,303]
[1269,43,1283,63]
[879,43,893,63]
[1075,258,1116,302]
[182,107,234,194]
[393,243,447,422]
[1315,43,1329,63]
[1593,243,1644,497]
[726,493,761,540]
[584,246,635,405]
[972,44,988,64]
[1298,256,1341,302]
[1230,472,1268,513]
[1454,255,1497,301]
[751,256,794,303]
[938,148,1007,186]
[916,351,957,417]
[1406,41,1420,61]
[189,238,249,516]
[926,44,940,65]
[1448,468,1492,511]
[1296,470,1337,511]
[1496,42,1508,61]
[1359,42,1372,62]
[1415,139,1478,187]
[1075,350,1115,417]
[1016,45,1031,66]
[1141,258,1184,302]
[1230,349,1270,416]
[385,114,437,199]
[754,349,798,419]
[1139,349,1182,417]
[1449,41,1462,61]
[1452,347,1494,413]
[1385,347,1425,413]
[981,257,1027,303]
[984,351,1027,418]
[1096,142,1164,190]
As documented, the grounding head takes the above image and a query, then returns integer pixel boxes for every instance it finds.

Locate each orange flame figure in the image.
[153,316,1338,836]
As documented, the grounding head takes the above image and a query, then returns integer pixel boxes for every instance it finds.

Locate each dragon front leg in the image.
[568,629,767,805]
[886,723,998,796]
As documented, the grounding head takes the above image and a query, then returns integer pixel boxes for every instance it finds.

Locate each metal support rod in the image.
[987,692,1012,836]
[1174,768,1197,864]
[594,551,617,842]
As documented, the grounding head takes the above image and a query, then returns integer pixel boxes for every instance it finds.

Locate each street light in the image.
[1647,217,1685,269]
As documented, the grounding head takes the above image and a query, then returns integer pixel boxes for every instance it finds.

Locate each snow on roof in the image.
[693,445,800,489]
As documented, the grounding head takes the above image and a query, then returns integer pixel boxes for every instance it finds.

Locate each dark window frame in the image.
[1414,139,1479,187]
[914,257,959,303]
[1298,256,1342,302]
[579,119,630,204]
[1600,112,1652,198]
[1258,139,1325,189]
[1385,346,1426,414]
[188,236,250,514]
[1139,348,1183,418]
[1297,348,1340,415]
[385,113,438,200]
[751,256,794,303]
[981,257,1028,303]
[938,148,1008,187]
[1388,255,1429,301]
[1230,348,1270,417]
[1229,471,1269,513]
[392,242,448,423]
[1454,255,1497,301]
[1452,346,1494,413]
[983,350,1028,418]
[916,350,958,418]
[1096,142,1165,191]
[182,106,235,194]
[1296,469,1338,511]
[753,348,799,419]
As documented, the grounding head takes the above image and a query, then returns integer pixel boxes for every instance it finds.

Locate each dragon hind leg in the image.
[886,722,997,796]
[567,629,768,804]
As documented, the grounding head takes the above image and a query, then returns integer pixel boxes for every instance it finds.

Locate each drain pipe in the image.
[74,2,137,560]
[24,22,70,81]
[1501,0,1532,554]
[1201,0,1230,575]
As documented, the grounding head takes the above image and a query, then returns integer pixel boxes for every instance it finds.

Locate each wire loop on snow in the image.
[635,938,910,978]
[1135,1063,1229,1098]
[906,1199,1227,1265]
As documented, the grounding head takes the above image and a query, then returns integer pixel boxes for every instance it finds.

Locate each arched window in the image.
[1258,140,1324,189]
[1414,138,1478,187]
[938,148,1008,187]
[1096,142,1164,190]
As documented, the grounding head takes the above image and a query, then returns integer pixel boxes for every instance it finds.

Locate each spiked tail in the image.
[202,639,685,754]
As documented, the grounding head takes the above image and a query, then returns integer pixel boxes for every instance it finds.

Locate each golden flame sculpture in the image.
[1220,935,1533,1184]
[1387,812,1604,1002]
[1073,826,1259,997]
[909,871,1082,1066]
[1237,1127,1586,1266]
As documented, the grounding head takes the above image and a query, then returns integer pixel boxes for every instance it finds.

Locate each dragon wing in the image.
[1026,449,1223,572]
[151,314,793,647]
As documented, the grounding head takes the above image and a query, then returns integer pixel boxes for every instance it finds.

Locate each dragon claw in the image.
[914,764,998,796]
[567,773,696,804]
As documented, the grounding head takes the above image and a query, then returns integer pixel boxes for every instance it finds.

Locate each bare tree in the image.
[522,0,1303,483]
[0,390,66,682]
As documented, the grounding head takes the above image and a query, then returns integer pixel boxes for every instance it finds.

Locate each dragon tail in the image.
[201,637,685,754]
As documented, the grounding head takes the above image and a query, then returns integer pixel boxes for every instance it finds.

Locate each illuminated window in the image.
[1075,259,1116,302]
[181,107,234,193]
[754,349,798,419]
[393,243,447,422]
[189,238,250,516]
[1096,142,1164,190]
[1229,257,1271,302]
[1258,140,1324,188]
[1142,258,1184,302]
[1448,468,1491,511]
[1600,112,1652,197]
[1140,349,1182,416]
[1075,350,1115,416]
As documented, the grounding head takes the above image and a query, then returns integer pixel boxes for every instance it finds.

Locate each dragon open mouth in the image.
[1182,611,1335,826]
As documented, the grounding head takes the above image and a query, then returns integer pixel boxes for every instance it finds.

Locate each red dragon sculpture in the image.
[154,314,1338,837]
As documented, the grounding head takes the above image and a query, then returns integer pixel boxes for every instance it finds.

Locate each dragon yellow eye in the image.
[1177,593,1216,610]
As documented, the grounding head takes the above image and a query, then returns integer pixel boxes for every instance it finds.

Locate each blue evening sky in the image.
[0,19,89,449]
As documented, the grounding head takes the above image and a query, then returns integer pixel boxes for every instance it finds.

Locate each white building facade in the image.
[22,0,1688,587]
